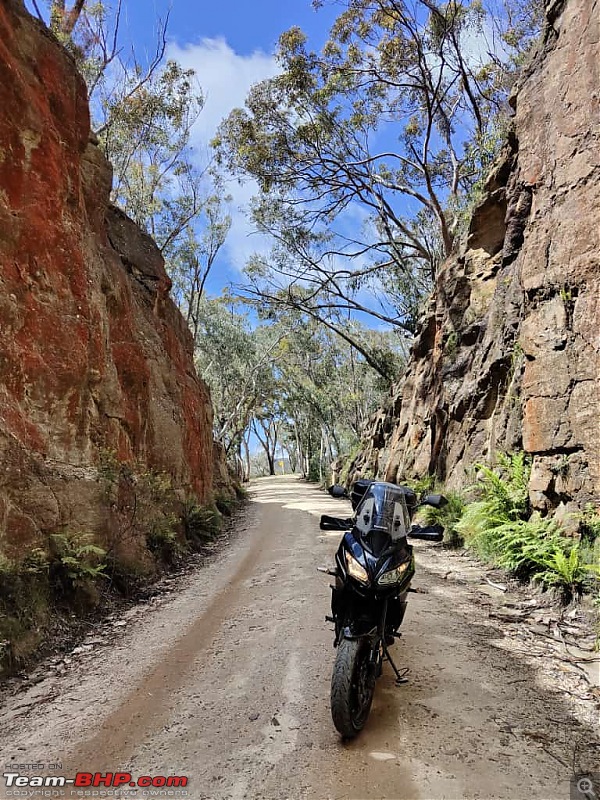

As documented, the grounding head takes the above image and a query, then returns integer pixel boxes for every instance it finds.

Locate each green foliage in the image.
[97,447,124,485]
[0,552,51,673]
[339,441,362,485]
[559,286,572,303]
[534,544,585,591]
[145,518,181,565]
[0,530,108,674]
[580,504,600,540]
[97,452,226,566]
[580,537,600,604]
[214,0,542,343]
[406,474,437,495]
[183,502,222,549]
[48,532,107,591]
[475,451,530,518]
[458,505,588,598]
[214,493,235,517]
[450,116,512,241]
[1,455,231,674]
[451,452,592,599]
[99,452,182,565]
[96,58,232,319]
[307,454,321,483]
[51,1,233,337]
[444,331,460,360]
[455,452,531,554]
[104,553,153,597]
[422,491,467,547]
[194,295,399,482]
[234,484,249,501]
[490,514,564,573]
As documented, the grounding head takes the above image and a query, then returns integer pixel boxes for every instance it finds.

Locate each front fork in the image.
[330,592,410,686]
[384,594,412,684]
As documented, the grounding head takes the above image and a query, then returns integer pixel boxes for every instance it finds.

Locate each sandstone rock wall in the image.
[0,0,216,559]
[351,0,600,514]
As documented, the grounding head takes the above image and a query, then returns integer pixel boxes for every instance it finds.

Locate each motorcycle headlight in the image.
[377,561,410,587]
[345,551,369,585]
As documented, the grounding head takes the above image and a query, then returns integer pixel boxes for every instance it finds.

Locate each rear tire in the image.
[330,637,375,738]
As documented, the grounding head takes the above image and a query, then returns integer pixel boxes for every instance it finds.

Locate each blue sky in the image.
[121,0,338,56]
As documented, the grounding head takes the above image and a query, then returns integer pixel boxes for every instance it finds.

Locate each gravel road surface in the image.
[0,476,598,800]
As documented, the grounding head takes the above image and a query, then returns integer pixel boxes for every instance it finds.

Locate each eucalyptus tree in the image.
[30,1,232,329]
[191,296,401,481]
[264,311,403,480]
[213,0,541,340]
[192,296,285,478]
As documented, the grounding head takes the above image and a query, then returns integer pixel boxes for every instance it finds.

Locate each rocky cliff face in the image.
[0,0,216,561]
[352,0,599,515]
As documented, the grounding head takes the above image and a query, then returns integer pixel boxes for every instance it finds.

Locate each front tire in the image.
[330,637,375,738]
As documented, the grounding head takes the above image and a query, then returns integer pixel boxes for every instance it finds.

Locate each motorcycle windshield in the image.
[354,482,410,545]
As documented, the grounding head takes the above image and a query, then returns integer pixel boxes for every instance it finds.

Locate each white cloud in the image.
[220,178,274,272]
[167,37,278,144]
[166,37,279,271]
[459,17,510,68]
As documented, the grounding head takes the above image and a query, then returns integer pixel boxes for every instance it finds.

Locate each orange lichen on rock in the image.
[0,0,214,553]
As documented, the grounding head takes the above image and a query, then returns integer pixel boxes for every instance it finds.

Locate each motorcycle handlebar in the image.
[319,514,354,531]
[407,524,444,542]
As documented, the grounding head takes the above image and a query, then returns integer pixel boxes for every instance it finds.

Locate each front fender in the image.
[337,623,378,643]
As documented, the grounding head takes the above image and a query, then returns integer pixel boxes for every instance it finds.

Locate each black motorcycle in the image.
[320,479,446,738]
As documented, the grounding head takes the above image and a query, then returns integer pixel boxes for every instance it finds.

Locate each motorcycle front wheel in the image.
[330,637,376,738]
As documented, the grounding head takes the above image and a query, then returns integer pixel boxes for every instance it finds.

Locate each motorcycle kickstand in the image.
[382,641,409,686]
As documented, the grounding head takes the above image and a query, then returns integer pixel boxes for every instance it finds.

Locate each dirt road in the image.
[0,476,598,800]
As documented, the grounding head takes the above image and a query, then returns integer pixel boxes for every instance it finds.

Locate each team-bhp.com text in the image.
[3,774,188,789]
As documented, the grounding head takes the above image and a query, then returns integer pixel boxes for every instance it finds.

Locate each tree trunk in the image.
[319,429,325,483]
[242,435,251,482]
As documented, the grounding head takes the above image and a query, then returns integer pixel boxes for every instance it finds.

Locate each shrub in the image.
[183,502,222,549]
[48,532,107,600]
[0,533,107,673]
[422,490,467,547]
[534,545,586,598]
[145,514,182,564]
[214,493,235,517]
[475,451,530,519]
[455,452,530,544]
[454,453,591,600]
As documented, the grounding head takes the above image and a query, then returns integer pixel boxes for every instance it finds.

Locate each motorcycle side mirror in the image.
[327,484,348,499]
[421,493,448,508]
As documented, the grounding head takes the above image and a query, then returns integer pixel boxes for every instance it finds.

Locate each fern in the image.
[455,453,586,598]
[535,547,581,588]
[473,451,530,519]
[492,514,565,577]
[48,532,107,588]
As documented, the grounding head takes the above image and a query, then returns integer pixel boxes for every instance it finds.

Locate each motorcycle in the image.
[319,479,446,738]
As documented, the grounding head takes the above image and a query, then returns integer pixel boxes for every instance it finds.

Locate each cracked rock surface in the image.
[348,0,600,511]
